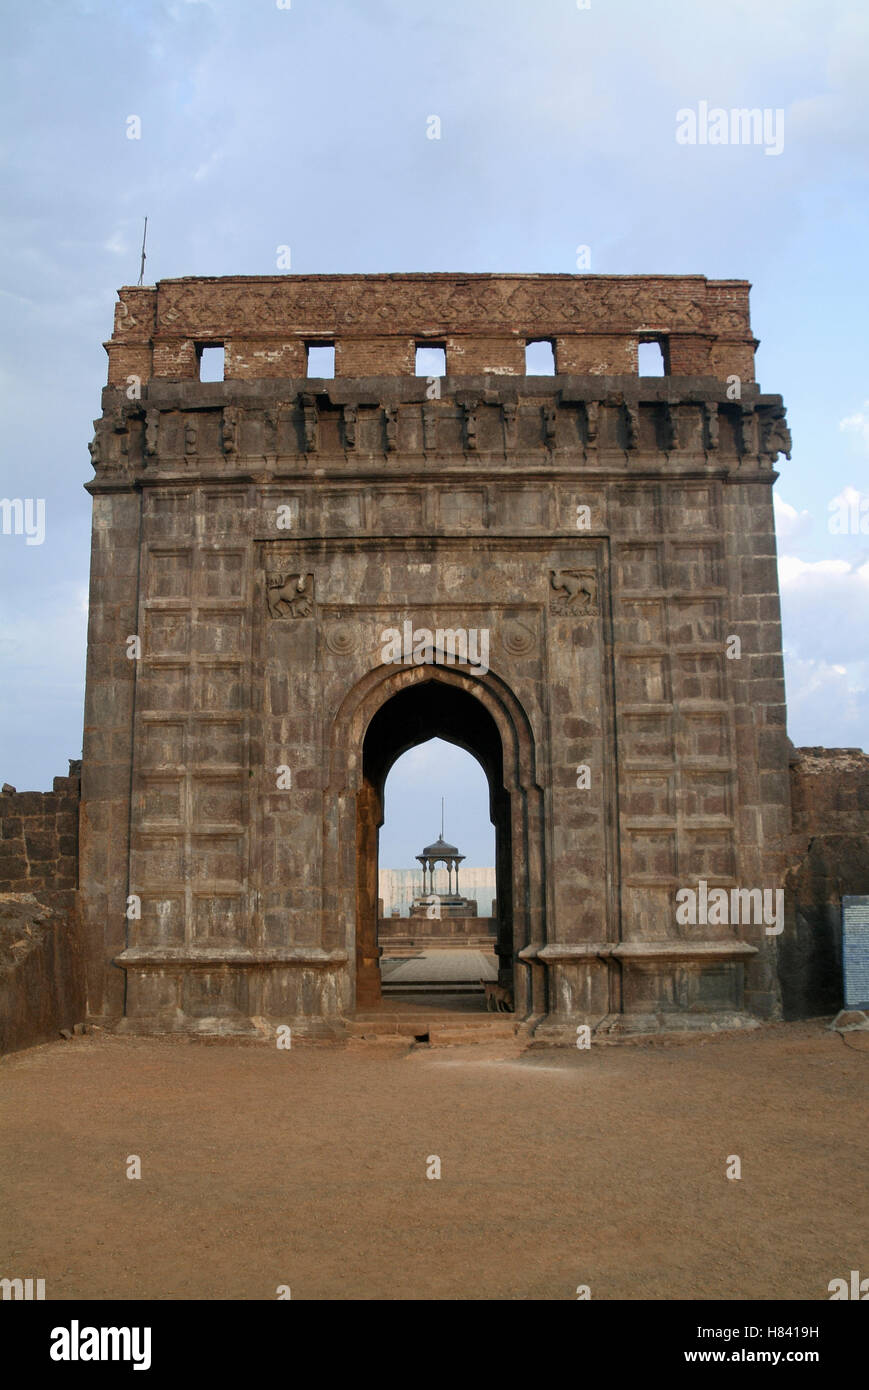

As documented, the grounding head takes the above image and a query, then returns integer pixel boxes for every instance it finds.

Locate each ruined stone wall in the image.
[782,747,869,1018]
[0,762,81,912]
[0,762,85,1053]
[0,895,86,1054]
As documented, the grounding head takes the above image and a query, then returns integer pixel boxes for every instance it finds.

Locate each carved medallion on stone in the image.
[502,620,536,656]
[324,623,359,655]
[549,568,598,615]
[266,572,315,619]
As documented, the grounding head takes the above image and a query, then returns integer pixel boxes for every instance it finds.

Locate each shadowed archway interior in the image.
[355,680,513,1008]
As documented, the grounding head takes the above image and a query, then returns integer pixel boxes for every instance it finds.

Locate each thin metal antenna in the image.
[137,216,148,286]
[441,797,444,839]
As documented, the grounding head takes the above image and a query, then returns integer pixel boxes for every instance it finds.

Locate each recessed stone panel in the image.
[138,664,189,712]
[373,492,425,531]
[135,893,185,945]
[617,599,666,645]
[623,830,677,877]
[439,489,485,530]
[621,886,677,941]
[147,549,192,599]
[140,721,184,767]
[669,542,721,589]
[620,712,673,762]
[609,485,660,535]
[131,834,183,884]
[183,968,247,1018]
[678,712,730,761]
[146,493,194,538]
[616,543,663,590]
[321,493,364,533]
[681,828,736,878]
[681,770,732,819]
[145,610,190,655]
[622,772,674,819]
[191,833,244,883]
[193,720,244,767]
[496,488,549,528]
[668,484,718,531]
[192,776,244,826]
[196,664,244,711]
[669,598,722,645]
[674,653,724,701]
[200,550,245,598]
[618,655,669,703]
[192,894,246,943]
[138,778,183,824]
[201,490,250,534]
[194,612,245,656]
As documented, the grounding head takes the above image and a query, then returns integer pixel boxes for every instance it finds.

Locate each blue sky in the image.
[1,0,867,865]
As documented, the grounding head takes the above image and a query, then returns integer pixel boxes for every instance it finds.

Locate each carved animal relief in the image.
[266,571,315,619]
[549,568,598,615]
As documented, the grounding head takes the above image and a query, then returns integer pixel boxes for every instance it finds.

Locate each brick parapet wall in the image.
[0,761,81,913]
[105,273,758,385]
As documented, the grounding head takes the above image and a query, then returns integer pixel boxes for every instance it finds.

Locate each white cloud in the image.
[773,493,812,542]
[783,653,868,748]
[778,554,852,584]
[779,552,869,747]
[839,403,869,451]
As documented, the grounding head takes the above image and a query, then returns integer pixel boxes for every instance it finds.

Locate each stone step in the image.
[346,1014,518,1043]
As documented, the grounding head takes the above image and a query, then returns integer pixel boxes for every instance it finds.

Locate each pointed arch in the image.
[322,662,547,1017]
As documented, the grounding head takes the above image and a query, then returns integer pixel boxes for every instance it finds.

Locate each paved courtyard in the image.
[380,948,497,984]
[0,1020,865,1300]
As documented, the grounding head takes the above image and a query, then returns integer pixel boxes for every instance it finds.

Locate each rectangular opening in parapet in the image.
[524,339,556,375]
[198,345,225,382]
[638,337,669,376]
[415,343,446,377]
[306,344,335,378]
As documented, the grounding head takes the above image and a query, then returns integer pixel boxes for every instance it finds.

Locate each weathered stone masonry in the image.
[79,272,799,1038]
[0,764,86,1051]
[783,747,869,1018]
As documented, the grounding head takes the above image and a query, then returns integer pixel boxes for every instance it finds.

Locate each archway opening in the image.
[379,738,496,1003]
[355,679,514,1014]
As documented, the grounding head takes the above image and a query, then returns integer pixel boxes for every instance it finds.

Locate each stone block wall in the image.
[0,762,85,1053]
[0,895,86,1054]
[0,761,81,912]
[782,747,869,1018]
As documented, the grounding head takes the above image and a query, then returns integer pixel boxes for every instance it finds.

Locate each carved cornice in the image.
[110,274,751,343]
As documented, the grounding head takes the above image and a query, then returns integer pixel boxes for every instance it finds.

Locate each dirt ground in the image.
[1,1019,866,1301]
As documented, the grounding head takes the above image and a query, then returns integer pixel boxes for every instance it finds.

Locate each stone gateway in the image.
[79,272,795,1040]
